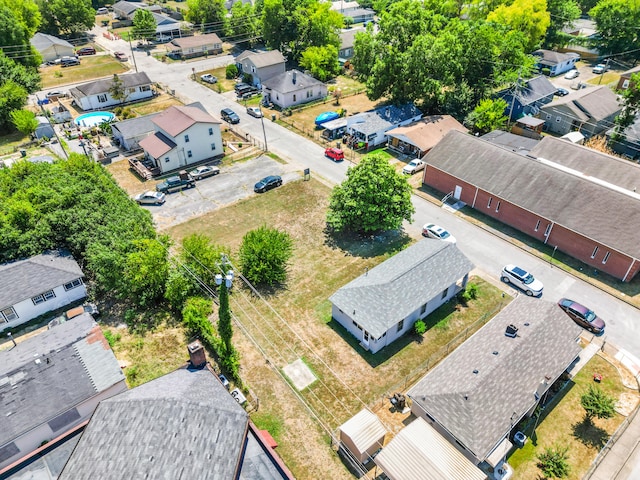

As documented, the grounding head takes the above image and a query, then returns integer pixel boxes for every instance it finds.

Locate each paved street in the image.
[65,26,640,359]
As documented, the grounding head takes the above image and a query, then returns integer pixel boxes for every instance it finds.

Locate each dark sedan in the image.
[254,175,282,193]
[557,298,605,334]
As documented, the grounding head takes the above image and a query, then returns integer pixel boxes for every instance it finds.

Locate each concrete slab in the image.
[283,358,316,390]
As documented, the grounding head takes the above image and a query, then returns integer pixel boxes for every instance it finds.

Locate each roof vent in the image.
[493,351,499,356]
[505,324,519,338]
[473,369,479,374]
[524,322,530,327]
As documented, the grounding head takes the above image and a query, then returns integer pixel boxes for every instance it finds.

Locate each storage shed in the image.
[338,409,387,464]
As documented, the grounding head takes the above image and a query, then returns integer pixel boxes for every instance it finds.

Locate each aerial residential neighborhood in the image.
[2,0,640,479]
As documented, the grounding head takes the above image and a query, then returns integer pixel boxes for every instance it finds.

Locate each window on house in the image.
[535,220,541,231]
[208,128,213,135]
[187,150,192,158]
[591,246,598,258]
[544,224,552,236]
[441,287,448,299]
[495,201,501,212]
[420,303,427,315]
[184,135,190,143]
[211,143,216,151]
[487,197,492,208]
[293,94,296,101]
[397,319,404,332]
[622,79,630,89]
[140,85,151,92]
[602,251,610,264]
[97,94,108,103]
[64,278,83,291]
[1,307,17,322]
[545,114,551,120]
[165,157,170,163]
[32,290,56,305]
[555,116,561,123]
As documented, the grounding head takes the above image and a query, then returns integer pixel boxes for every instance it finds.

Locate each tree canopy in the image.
[186,0,229,36]
[464,98,509,134]
[590,0,640,60]
[132,9,156,41]
[581,384,616,421]
[36,0,95,37]
[10,109,39,136]
[300,45,340,81]
[543,0,581,49]
[612,73,640,143]
[238,225,293,286]
[0,0,42,68]
[229,1,260,46]
[486,0,550,52]
[326,153,415,234]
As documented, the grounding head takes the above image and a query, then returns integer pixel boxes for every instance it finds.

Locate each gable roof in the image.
[408,296,582,462]
[386,115,467,153]
[0,250,84,309]
[348,103,422,136]
[541,86,620,122]
[151,105,220,137]
[262,69,324,94]
[480,130,539,155]
[339,27,366,50]
[237,50,287,68]
[532,49,580,66]
[30,33,73,50]
[424,130,640,259]
[501,76,557,107]
[0,315,125,448]
[339,409,387,454]
[111,102,207,140]
[330,240,474,338]
[139,131,177,158]
[58,367,249,479]
[70,72,152,98]
[621,65,640,79]
[171,33,221,49]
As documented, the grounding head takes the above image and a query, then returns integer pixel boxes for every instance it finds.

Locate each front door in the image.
[454,185,462,200]
[362,330,370,348]
[178,149,186,167]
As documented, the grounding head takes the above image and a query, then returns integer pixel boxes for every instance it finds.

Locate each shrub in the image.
[414,320,426,335]
[537,444,570,478]
[103,329,122,347]
[467,282,479,299]
[226,64,238,79]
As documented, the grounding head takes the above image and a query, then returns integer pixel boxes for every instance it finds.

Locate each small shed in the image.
[561,131,585,144]
[511,116,545,140]
[339,409,387,464]
[374,418,487,480]
[34,116,54,140]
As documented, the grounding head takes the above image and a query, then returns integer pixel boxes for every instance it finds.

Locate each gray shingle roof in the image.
[30,33,73,50]
[237,49,286,68]
[0,315,125,447]
[348,103,421,136]
[532,49,580,66]
[330,240,474,338]
[541,86,620,122]
[513,76,557,106]
[112,112,160,138]
[480,130,540,155]
[262,70,324,94]
[70,72,152,98]
[0,250,84,309]
[408,296,582,461]
[425,130,640,259]
[59,367,249,480]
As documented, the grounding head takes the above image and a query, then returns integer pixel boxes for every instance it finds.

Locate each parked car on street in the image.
[114,51,127,61]
[201,74,217,84]
[246,106,263,118]
[592,63,609,74]
[564,69,579,79]
[254,175,282,193]
[135,190,167,205]
[156,176,196,193]
[501,264,544,297]
[402,158,426,175]
[221,108,240,124]
[422,223,456,243]
[189,165,220,180]
[325,147,344,161]
[76,46,96,56]
[557,298,606,333]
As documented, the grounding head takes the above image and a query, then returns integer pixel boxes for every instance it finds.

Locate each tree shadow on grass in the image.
[572,417,609,449]
[323,227,413,259]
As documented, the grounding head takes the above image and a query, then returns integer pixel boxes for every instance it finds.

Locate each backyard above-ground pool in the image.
[75,111,115,128]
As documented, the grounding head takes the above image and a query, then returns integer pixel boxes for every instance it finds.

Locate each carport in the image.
[338,409,387,464]
[374,418,487,480]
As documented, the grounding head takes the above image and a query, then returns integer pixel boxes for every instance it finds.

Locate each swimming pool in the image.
[74,111,116,128]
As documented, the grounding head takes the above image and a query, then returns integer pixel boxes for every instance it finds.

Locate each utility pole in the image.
[128,36,138,73]
[507,69,522,130]
[598,58,610,85]
[259,105,268,152]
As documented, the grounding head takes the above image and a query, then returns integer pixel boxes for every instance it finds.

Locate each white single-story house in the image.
[139,104,223,173]
[236,50,287,88]
[330,240,474,354]
[408,296,582,469]
[30,33,74,62]
[168,33,222,59]
[0,315,126,471]
[532,49,580,76]
[262,70,327,109]
[374,418,487,480]
[339,409,387,464]
[0,250,87,333]
[69,72,154,111]
[345,103,422,150]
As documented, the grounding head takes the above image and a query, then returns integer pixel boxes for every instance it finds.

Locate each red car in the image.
[76,46,96,56]
[325,147,344,161]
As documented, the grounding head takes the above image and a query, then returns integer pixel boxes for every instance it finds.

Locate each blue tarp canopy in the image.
[315,111,340,126]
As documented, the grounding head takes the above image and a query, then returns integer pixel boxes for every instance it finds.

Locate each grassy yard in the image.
[197,66,237,93]
[40,55,129,88]
[164,177,510,479]
[509,353,636,479]
[0,131,31,156]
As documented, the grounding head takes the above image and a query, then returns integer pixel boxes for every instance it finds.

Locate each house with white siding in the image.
[69,72,154,112]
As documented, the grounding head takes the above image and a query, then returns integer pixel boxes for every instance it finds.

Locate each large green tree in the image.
[186,0,229,36]
[37,0,95,37]
[300,45,340,81]
[132,9,156,41]
[121,237,170,307]
[0,51,41,93]
[0,0,41,68]
[10,109,39,136]
[543,0,581,49]
[612,73,640,142]
[464,98,509,134]
[486,0,550,52]
[238,226,293,286]
[229,1,260,46]
[326,153,415,234]
[590,0,640,60]
[0,81,28,132]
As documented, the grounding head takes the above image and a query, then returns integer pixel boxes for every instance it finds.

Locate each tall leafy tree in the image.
[0,81,28,132]
[486,0,550,52]
[464,98,508,134]
[300,45,340,81]
[37,0,95,37]
[543,0,581,49]
[612,73,640,142]
[229,1,260,46]
[590,0,640,60]
[132,9,156,41]
[238,226,293,286]
[121,237,170,307]
[10,109,39,136]
[0,0,41,68]
[186,0,229,36]
[327,153,415,234]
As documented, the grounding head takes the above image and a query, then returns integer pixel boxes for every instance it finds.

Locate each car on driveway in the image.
[501,264,543,297]
[403,158,426,175]
[422,223,456,243]
[46,90,66,99]
[114,51,128,61]
[189,165,220,180]
[564,69,579,79]
[76,46,96,56]
[254,175,282,193]
[60,56,80,67]
[246,106,263,118]
[325,147,344,161]
[555,87,569,97]
[221,108,240,124]
[592,63,609,74]
[135,190,166,205]
[156,176,196,193]
[557,298,605,333]
[201,73,217,84]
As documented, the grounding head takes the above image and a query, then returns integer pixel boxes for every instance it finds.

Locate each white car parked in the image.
[564,69,579,80]
[402,159,426,175]
[501,264,544,297]
[422,223,456,243]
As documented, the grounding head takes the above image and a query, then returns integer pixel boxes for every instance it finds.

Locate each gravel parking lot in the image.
[144,155,300,230]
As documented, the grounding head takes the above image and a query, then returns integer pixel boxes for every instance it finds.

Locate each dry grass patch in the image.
[130,93,184,116]
[509,354,635,479]
[40,56,129,88]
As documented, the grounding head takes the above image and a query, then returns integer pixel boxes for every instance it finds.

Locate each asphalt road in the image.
[80,27,640,359]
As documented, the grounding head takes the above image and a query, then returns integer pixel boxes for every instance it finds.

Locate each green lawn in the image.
[40,55,129,88]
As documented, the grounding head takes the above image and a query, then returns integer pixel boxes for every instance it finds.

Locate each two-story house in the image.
[236,50,286,88]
